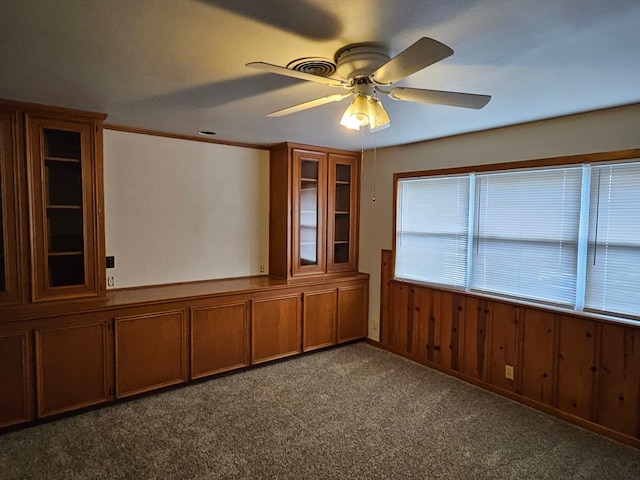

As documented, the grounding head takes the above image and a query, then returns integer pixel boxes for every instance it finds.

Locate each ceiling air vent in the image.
[287,57,336,77]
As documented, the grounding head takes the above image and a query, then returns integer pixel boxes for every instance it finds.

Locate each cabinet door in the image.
[0,332,33,427]
[251,294,301,364]
[115,310,187,398]
[337,284,367,343]
[191,301,250,378]
[291,149,326,276]
[303,289,337,352]
[327,153,359,272]
[0,109,22,305]
[35,321,112,417]
[27,116,102,301]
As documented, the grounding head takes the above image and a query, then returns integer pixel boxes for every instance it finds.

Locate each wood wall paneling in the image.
[596,324,640,437]
[191,301,250,379]
[379,249,393,344]
[337,284,367,343]
[411,286,432,364]
[251,294,302,364]
[556,315,599,421]
[486,301,519,393]
[303,289,337,351]
[35,321,111,417]
[520,309,557,405]
[0,332,33,427]
[388,282,409,353]
[460,296,489,381]
[115,310,187,398]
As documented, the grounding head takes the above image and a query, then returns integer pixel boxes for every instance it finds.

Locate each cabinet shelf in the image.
[47,205,82,210]
[45,156,81,164]
[48,251,83,257]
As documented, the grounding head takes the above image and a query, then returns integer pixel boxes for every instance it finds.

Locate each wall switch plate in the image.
[106,256,115,269]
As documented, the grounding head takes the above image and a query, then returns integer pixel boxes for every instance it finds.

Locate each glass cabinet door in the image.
[327,154,359,272]
[292,150,326,276]
[29,117,99,301]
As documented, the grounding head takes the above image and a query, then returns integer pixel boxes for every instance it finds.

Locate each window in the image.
[396,176,470,288]
[585,163,640,317]
[472,168,582,306]
[394,158,640,321]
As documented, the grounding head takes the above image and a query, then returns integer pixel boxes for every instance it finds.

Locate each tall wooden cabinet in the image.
[0,99,106,304]
[270,143,360,279]
[0,107,23,306]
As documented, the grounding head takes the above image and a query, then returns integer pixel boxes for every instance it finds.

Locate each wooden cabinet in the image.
[0,108,24,306]
[251,294,302,364]
[303,289,337,351]
[337,284,367,343]
[191,301,250,378]
[0,331,33,427]
[269,143,360,279]
[35,319,112,417]
[115,310,188,398]
[327,154,359,272]
[0,99,106,306]
[27,113,105,302]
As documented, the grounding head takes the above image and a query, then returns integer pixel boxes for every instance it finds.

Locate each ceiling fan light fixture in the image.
[340,94,391,132]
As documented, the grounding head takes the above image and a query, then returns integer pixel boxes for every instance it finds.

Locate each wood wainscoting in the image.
[377,250,640,449]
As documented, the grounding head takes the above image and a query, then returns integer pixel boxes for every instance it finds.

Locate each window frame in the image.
[392,148,640,326]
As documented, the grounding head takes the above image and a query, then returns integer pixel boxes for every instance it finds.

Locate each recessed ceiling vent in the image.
[287,57,336,77]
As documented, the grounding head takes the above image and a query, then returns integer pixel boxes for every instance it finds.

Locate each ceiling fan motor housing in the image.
[335,44,390,82]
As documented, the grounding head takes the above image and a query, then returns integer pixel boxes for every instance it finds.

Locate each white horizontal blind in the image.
[585,162,640,316]
[471,168,582,305]
[395,176,470,288]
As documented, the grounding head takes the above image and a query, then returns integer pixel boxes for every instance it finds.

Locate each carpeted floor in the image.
[1,342,639,479]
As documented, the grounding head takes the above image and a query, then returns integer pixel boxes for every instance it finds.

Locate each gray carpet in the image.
[1,342,639,479]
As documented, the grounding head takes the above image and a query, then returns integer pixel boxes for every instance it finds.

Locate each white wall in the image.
[359,104,640,340]
[103,130,269,289]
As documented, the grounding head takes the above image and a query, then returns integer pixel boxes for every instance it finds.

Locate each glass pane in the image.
[44,129,81,160]
[0,142,5,292]
[336,163,350,183]
[43,127,86,288]
[49,254,85,287]
[299,159,318,265]
[47,208,84,253]
[46,161,82,206]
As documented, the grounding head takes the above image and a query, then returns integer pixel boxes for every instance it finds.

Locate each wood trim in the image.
[394,148,640,181]
[104,124,270,151]
[0,98,107,122]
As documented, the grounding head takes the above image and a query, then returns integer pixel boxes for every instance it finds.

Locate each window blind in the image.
[395,176,470,288]
[585,163,640,316]
[471,167,582,305]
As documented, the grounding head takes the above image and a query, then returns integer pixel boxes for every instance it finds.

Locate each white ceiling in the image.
[1,0,639,151]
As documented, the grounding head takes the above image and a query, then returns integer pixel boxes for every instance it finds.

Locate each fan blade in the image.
[370,37,454,85]
[389,87,491,109]
[247,62,347,87]
[266,93,351,117]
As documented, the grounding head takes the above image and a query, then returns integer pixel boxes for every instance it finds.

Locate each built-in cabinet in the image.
[0,332,32,427]
[191,301,250,378]
[0,99,106,306]
[270,143,360,279]
[0,108,23,306]
[115,310,188,398]
[0,102,369,431]
[35,318,112,417]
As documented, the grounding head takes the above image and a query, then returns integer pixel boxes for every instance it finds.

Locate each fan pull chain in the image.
[372,129,377,202]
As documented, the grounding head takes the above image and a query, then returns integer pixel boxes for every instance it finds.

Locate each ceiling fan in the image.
[247,37,491,132]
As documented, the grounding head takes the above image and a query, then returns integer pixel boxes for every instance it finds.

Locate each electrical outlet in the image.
[259,264,265,273]
[505,364,515,380]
